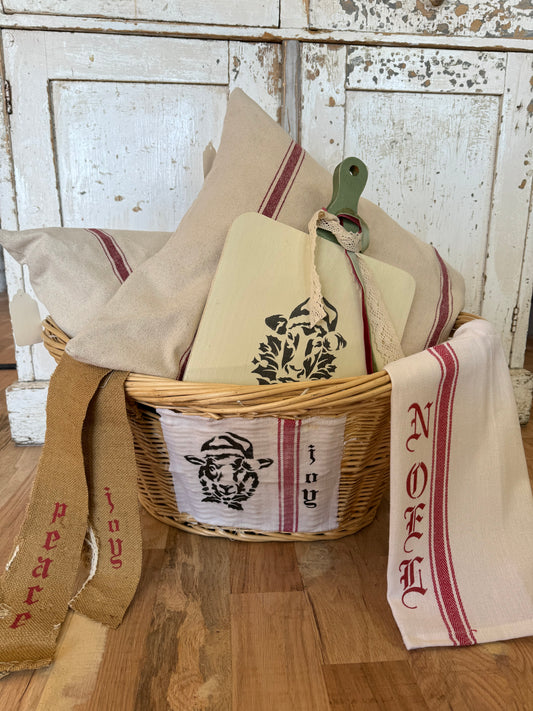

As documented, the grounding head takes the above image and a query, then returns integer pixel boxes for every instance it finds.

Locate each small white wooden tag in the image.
[8,289,43,346]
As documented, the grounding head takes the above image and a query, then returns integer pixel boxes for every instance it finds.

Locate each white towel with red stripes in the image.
[385,318,533,648]
[157,411,345,533]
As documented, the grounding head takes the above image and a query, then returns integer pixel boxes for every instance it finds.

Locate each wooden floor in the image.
[1,293,533,710]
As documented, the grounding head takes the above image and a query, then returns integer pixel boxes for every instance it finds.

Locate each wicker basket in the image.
[42,313,477,542]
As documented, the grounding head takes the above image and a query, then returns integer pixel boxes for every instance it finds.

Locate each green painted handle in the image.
[317,157,370,252]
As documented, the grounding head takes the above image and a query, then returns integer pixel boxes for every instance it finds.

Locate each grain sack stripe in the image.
[87,229,132,283]
[258,141,293,215]
[429,343,476,646]
[425,248,453,349]
[278,419,301,533]
[272,145,306,220]
[260,142,304,219]
[177,343,193,380]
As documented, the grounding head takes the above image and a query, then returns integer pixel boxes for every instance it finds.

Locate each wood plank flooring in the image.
[1,294,533,710]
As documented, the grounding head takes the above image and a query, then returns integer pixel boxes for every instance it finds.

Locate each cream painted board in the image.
[183,213,414,384]
[1,0,279,27]
[346,46,506,94]
[309,0,533,39]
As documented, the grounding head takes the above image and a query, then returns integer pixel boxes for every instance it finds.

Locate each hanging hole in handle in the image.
[349,164,359,176]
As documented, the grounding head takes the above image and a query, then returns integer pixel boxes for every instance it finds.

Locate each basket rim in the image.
[41,312,479,414]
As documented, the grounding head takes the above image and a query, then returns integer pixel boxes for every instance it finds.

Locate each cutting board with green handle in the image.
[183,212,415,385]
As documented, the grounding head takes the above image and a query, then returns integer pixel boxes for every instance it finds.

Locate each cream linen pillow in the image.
[0,227,171,336]
[66,89,465,377]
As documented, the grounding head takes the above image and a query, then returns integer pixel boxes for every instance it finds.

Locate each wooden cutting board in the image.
[183,213,415,385]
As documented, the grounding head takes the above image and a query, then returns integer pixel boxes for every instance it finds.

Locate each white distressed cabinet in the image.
[0,2,532,442]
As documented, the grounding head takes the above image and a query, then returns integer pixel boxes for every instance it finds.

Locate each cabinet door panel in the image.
[2,0,280,27]
[300,45,533,365]
[53,81,227,230]
[309,1,533,39]
[345,90,499,315]
[2,31,282,382]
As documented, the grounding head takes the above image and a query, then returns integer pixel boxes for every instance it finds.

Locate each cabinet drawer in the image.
[1,0,280,27]
[309,1,532,40]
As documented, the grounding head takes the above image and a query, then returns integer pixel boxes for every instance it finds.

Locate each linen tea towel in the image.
[385,318,533,648]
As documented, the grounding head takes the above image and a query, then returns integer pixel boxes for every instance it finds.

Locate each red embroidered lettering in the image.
[406,402,433,452]
[10,612,31,629]
[108,519,120,533]
[406,462,428,500]
[399,557,428,609]
[42,530,61,551]
[108,538,123,569]
[51,502,67,523]
[403,503,426,553]
[24,585,44,605]
[104,487,115,515]
[32,556,52,579]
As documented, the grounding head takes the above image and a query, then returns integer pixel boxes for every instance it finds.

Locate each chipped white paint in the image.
[5,380,48,444]
[281,0,309,28]
[309,0,533,39]
[52,81,227,231]
[0,14,532,52]
[482,52,533,367]
[229,42,283,124]
[346,46,506,93]
[344,89,499,315]
[2,0,279,27]
[36,32,228,84]
[3,253,34,379]
[0,42,18,297]
[300,43,346,173]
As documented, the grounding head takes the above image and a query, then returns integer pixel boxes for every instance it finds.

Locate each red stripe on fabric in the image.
[280,419,299,533]
[261,143,304,219]
[272,147,306,220]
[428,343,476,646]
[345,251,373,374]
[259,141,293,215]
[294,420,301,531]
[177,344,192,380]
[278,419,283,532]
[425,248,452,349]
[87,228,132,283]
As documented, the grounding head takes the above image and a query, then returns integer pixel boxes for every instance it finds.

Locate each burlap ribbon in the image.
[0,354,142,675]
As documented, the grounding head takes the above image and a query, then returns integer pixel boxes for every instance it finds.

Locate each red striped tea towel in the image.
[385,318,533,648]
[157,412,345,533]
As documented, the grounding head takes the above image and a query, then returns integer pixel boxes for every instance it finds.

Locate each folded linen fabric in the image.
[66,89,465,378]
[0,227,171,337]
[385,318,533,648]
